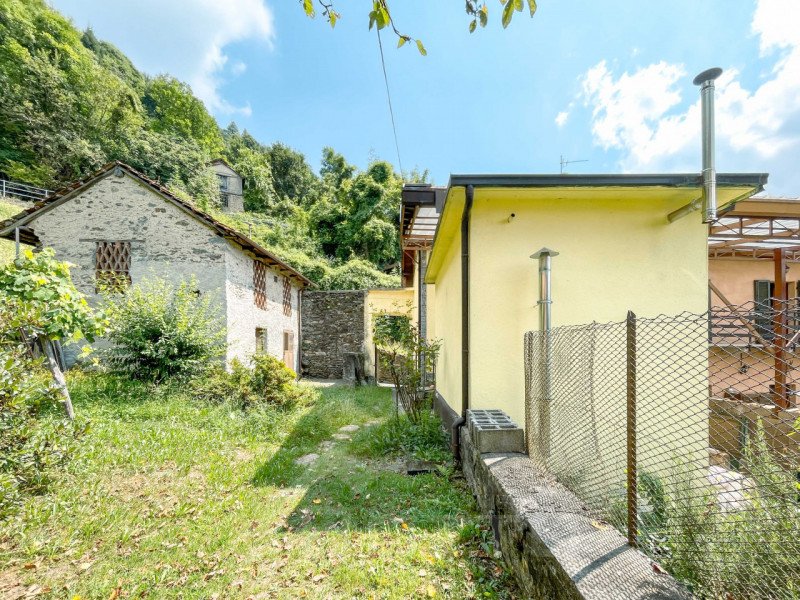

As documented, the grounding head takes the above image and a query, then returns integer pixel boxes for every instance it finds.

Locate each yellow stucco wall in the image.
[430,227,462,412]
[411,249,437,342]
[365,288,414,376]
[429,185,713,428]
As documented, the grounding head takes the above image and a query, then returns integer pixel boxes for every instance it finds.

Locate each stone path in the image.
[293,424,366,466]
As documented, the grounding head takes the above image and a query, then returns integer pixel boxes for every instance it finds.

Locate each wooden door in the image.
[283,330,294,369]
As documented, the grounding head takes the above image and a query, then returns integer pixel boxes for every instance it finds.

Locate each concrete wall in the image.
[224,244,301,370]
[301,290,367,379]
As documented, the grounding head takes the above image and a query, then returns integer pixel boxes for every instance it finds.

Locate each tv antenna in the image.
[560,155,588,174]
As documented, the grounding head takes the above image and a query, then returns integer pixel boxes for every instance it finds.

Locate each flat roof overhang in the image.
[422,172,768,284]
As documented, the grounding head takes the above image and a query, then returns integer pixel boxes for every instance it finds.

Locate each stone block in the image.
[467,409,525,454]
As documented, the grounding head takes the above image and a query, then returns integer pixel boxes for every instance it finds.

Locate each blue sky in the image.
[50,0,800,193]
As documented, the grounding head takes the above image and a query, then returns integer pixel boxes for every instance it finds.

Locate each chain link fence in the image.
[524,305,800,599]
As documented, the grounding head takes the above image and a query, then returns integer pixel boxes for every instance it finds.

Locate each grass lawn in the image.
[0,374,518,599]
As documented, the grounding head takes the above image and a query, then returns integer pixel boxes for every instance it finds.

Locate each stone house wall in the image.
[29,172,228,300]
[24,169,299,368]
[211,161,244,213]
[225,244,301,370]
[301,290,367,378]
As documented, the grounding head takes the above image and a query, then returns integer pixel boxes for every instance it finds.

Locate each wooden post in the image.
[40,338,75,420]
[626,311,638,548]
[773,249,790,409]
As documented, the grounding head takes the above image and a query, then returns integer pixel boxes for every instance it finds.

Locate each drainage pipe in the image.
[452,184,474,460]
[530,247,558,458]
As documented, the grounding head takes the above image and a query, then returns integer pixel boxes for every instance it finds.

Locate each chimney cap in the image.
[693,67,723,86]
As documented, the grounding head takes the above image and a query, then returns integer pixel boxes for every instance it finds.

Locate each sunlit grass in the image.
[0,374,518,599]
[0,200,22,264]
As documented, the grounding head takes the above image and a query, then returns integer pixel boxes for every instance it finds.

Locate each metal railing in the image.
[711,299,800,348]
[524,307,800,599]
[1,179,51,202]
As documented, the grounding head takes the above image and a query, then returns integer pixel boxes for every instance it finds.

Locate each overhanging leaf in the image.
[527,0,537,16]
[501,0,515,28]
[416,39,427,56]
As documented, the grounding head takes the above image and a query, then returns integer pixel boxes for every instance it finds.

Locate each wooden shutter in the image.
[282,278,292,316]
[254,261,267,309]
[95,241,131,292]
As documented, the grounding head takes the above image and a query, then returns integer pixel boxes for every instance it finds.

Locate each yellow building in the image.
[401,174,767,440]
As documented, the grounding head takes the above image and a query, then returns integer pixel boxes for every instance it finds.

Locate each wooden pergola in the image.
[709,197,800,409]
[400,185,443,286]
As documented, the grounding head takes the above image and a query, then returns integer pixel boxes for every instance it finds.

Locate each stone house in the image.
[210,159,244,213]
[0,161,311,369]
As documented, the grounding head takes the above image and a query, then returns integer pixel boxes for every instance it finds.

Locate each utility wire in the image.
[376,27,404,176]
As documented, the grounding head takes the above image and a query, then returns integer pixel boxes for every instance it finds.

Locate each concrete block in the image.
[467,409,525,454]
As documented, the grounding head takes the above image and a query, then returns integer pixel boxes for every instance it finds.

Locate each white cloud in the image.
[231,61,248,76]
[51,0,274,117]
[555,111,569,127]
[187,0,273,115]
[572,0,800,193]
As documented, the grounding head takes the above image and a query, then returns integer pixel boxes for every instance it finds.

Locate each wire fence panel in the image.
[524,305,800,599]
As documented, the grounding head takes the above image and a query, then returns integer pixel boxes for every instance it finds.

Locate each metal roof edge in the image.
[446,173,769,188]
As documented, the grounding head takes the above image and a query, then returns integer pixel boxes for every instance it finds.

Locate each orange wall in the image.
[709,258,800,307]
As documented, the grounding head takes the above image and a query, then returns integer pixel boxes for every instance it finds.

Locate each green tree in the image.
[265,142,319,205]
[0,249,105,419]
[144,76,223,156]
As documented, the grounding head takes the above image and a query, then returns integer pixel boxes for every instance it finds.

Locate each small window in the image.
[221,193,229,208]
[95,241,131,292]
[282,278,292,316]
[254,261,267,309]
[255,327,267,353]
[217,174,229,191]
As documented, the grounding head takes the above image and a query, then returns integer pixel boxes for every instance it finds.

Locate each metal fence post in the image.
[626,310,638,548]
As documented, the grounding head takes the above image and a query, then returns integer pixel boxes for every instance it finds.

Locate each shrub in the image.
[191,354,307,409]
[373,311,440,423]
[350,412,450,463]
[103,276,226,381]
[0,305,79,519]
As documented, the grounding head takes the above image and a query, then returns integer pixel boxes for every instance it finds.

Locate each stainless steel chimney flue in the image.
[694,67,723,223]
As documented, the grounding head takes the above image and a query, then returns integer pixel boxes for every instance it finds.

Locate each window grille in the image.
[95,241,131,292]
[221,193,229,208]
[282,277,292,316]
[254,261,267,309]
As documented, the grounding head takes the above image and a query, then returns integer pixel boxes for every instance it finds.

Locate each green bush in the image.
[103,277,226,381]
[192,354,307,409]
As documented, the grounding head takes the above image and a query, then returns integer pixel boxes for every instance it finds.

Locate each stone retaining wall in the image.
[301,290,366,378]
[459,426,690,599]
